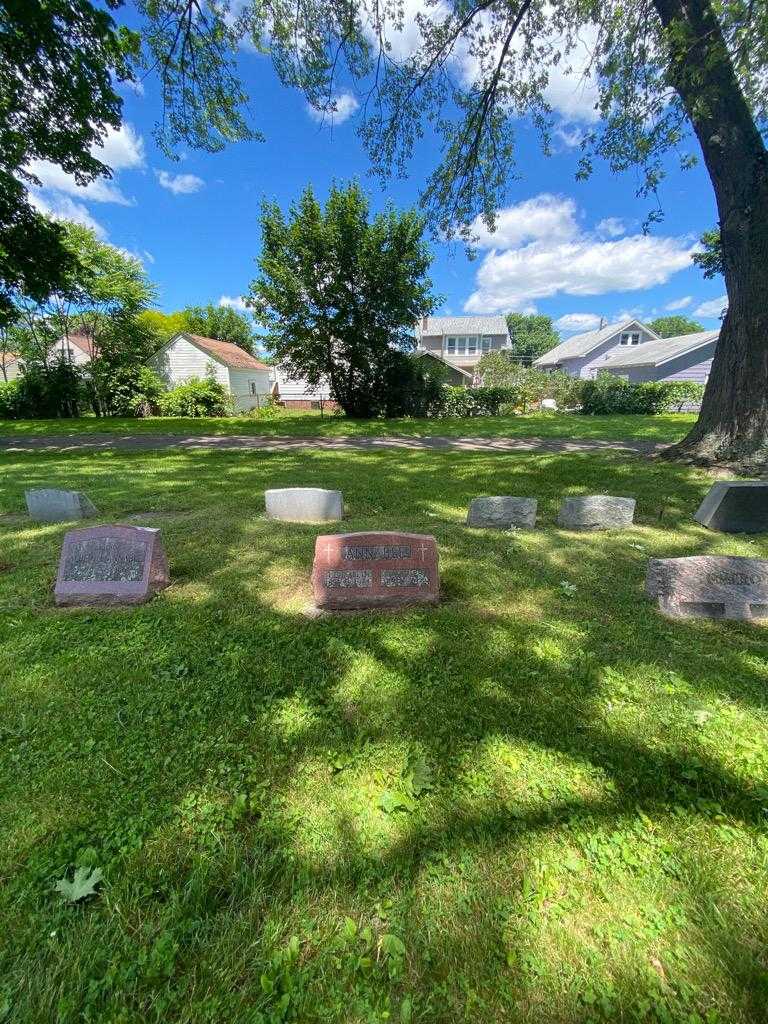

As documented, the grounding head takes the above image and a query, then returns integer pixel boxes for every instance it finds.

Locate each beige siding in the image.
[149,337,230,389]
[2,358,20,381]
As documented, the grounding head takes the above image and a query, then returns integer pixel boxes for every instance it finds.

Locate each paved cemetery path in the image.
[0,432,666,456]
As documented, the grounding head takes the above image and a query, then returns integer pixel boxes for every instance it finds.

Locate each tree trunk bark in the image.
[653,0,768,466]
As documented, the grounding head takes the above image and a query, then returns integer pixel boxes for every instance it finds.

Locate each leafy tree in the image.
[134,0,768,463]
[0,0,136,321]
[248,183,437,418]
[506,313,559,363]
[692,229,724,280]
[139,310,193,349]
[647,315,705,337]
[183,303,256,353]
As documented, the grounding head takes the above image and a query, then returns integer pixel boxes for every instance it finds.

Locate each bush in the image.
[0,379,23,418]
[96,365,167,417]
[383,354,447,417]
[11,362,86,418]
[581,372,701,415]
[158,377,232,417]
[442,385,515,416]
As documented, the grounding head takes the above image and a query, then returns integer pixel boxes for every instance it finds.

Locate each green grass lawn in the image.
[0,410,697,443]
[2,446,767,1023]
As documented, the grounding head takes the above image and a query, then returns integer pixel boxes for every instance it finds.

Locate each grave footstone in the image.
[312,531,439,610]
[694,480,768,534]
[54,525,170,606]
[467,496,537,529]
[265,487,343,523]
[646,555,768,621]
[557,495,636,530]
[26,488,98,523]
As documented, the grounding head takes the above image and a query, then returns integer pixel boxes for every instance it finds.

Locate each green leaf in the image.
[54,866,103,904]
[381,933,407,959]
[405,754,433,797]
[379,790,415,814]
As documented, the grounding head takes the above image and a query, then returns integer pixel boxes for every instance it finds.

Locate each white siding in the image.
[2,358,20,381]
[271,366,332,401]
[149,337,230,389]
[227,367,272,411]
[52,337,91,366]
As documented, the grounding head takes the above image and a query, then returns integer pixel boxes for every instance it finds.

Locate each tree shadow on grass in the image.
[1,445,767,1022]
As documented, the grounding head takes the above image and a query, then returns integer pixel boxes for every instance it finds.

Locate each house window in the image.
[456,337,467,355]
[481,336,492,352]
[249,381,260,395]
[466,336,477,355]
[620,332,640,346]
[445,336,456,354]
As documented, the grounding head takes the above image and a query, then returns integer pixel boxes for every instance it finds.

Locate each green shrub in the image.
[158,377,231,417]
[442,385,514,416]
[581,373,697,415]
[0,379,23,418]
[663,380,706,412]
[382,353,447,417]
[96,365,167,417]
[12,363,86,418]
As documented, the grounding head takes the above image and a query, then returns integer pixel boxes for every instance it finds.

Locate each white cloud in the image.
[93,123,145,171]
[219,295,249,311]
[554,313,602,334]
[155,170,205,195]
[596,217,625,238]
[306,91,359,125]
[694,295,728,319]
[28,191,107,239]
[27,159,133,205]
[664,295,692,311]
[463,194,696,312]
[554,123,585,148]
[467,193,579,248]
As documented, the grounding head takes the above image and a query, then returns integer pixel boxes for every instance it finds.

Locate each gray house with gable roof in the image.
[534,319,660,378]
[415,315,512,384]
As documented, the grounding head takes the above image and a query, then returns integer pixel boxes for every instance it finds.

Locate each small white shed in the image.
[149,332,272,412]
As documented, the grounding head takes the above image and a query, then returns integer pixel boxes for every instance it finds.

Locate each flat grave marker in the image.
[557,495,636,530]
[26,488,98,523]
[265,487,343,523]
[467,496,537,529]
[54,525,170,607]
[646,555,768,621]
[694,480,768,534]
[312,531,439,610]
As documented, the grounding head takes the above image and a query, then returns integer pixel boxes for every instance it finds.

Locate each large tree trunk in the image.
[653,0,768,466]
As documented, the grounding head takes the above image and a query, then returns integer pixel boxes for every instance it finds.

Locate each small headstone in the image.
[694,480,768,534]
[312,531,439,610]
[646,555,768,621]
[541,398,558,411]
[467,496,537,529]
[557,495,636,530]
[26,488,98,523]
[265,487,343,523]
[54,525,170,607]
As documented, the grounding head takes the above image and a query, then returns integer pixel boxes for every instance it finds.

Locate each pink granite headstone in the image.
[312,531,439,610]
[54,525,170,607]
[646,555,768,621]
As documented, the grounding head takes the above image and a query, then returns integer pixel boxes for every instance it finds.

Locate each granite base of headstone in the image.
[694,480,768,534]
[265,487,343,523]
[557,495,636,530]
[312,531,439,610]
[646,555,768,621]
[54,525,170,607]
[26,488,98,523]
[467,496,537,529]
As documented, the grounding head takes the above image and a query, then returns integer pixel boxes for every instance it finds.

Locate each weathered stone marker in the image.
[694,480,768,534]
[646,555,768,621]
[467,496,537,529]
[54,525,170,607]
[265,487,343,523]
[557,495,636,530]
[26,488,98,523]
[312,531,439,610]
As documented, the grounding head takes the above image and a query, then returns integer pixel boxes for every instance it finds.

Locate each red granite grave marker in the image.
[54,525,170,607]
[312,531,439,610]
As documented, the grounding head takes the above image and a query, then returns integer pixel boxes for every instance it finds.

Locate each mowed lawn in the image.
[0,410,697,443]
[1,446,767,1023]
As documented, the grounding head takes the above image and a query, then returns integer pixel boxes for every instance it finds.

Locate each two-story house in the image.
[534,319,661,378]
[415,315,512,385]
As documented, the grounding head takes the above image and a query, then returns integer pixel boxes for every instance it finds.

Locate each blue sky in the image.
[27,15,728,339]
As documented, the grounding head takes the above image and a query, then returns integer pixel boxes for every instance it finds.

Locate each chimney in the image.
[421,315,428,331]
[599,316,605,329]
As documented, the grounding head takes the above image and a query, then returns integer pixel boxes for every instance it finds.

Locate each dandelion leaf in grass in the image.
[54,866,104,904]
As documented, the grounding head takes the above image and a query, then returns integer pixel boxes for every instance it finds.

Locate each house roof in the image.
[535,319,656,367]
[182,333,269,370]
[1,352,18,366]
[66,332,95,358]
[601,330,720,369]
[416,315,510,338]
[415,351,474,379]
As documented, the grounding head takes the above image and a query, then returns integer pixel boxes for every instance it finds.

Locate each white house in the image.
[149,332,272,412]
[415,315,512,383]
[534,319,661,379]
[269,365,335,409]
[1,353,21,381]
[53,331,94,366]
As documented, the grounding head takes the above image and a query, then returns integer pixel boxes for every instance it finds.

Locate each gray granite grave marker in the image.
[54,525,170,606]
[694,480,768,534]
[265,487,343,523]
[557,495,636,530]
[646,555,768,621]
[25,488,98,523]
[467,496,537,529]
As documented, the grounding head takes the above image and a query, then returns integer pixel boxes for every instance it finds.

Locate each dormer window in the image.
[620,332,641,346]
